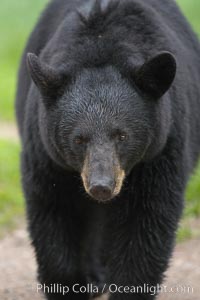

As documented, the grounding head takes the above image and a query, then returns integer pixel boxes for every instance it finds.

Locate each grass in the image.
[177,0,200,35]
[0,0,200,239]
[185,165,200,217]
[0,0,48,121]
[0,139,24,235]
[177,163,200,242]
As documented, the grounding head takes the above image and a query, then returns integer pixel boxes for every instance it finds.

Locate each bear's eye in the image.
[74,136,88,145]
[112,130,128,142]
[118,134,128,142]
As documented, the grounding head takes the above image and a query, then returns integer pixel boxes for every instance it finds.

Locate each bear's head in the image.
[27,52,176,202]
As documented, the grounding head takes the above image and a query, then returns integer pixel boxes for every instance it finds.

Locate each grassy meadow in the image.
[0,0,200,240]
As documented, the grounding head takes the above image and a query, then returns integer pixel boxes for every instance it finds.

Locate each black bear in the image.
[16,0,200,299]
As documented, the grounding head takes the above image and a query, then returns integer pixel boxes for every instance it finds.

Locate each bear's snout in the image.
[81,146,125,202]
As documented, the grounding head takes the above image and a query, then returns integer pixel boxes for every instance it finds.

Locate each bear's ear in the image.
[134,52,176,99]
[27,53,67,100]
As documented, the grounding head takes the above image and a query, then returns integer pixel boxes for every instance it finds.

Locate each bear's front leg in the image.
[105,160,184,300]
[27,196,88,300]
[106,217,175,300]
[22,162,89,300]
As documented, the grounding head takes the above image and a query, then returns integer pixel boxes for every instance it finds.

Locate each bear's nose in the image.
[89,184,112,201]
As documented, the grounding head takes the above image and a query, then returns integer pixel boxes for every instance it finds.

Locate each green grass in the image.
[177,225,193,243]
[185,164,200,217]
[0,139,24,234]
[0,0,48,121]
[177,0,200,36]
[177,163,200,242]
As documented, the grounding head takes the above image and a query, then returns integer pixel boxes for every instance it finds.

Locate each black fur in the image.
[16,0,200,299]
